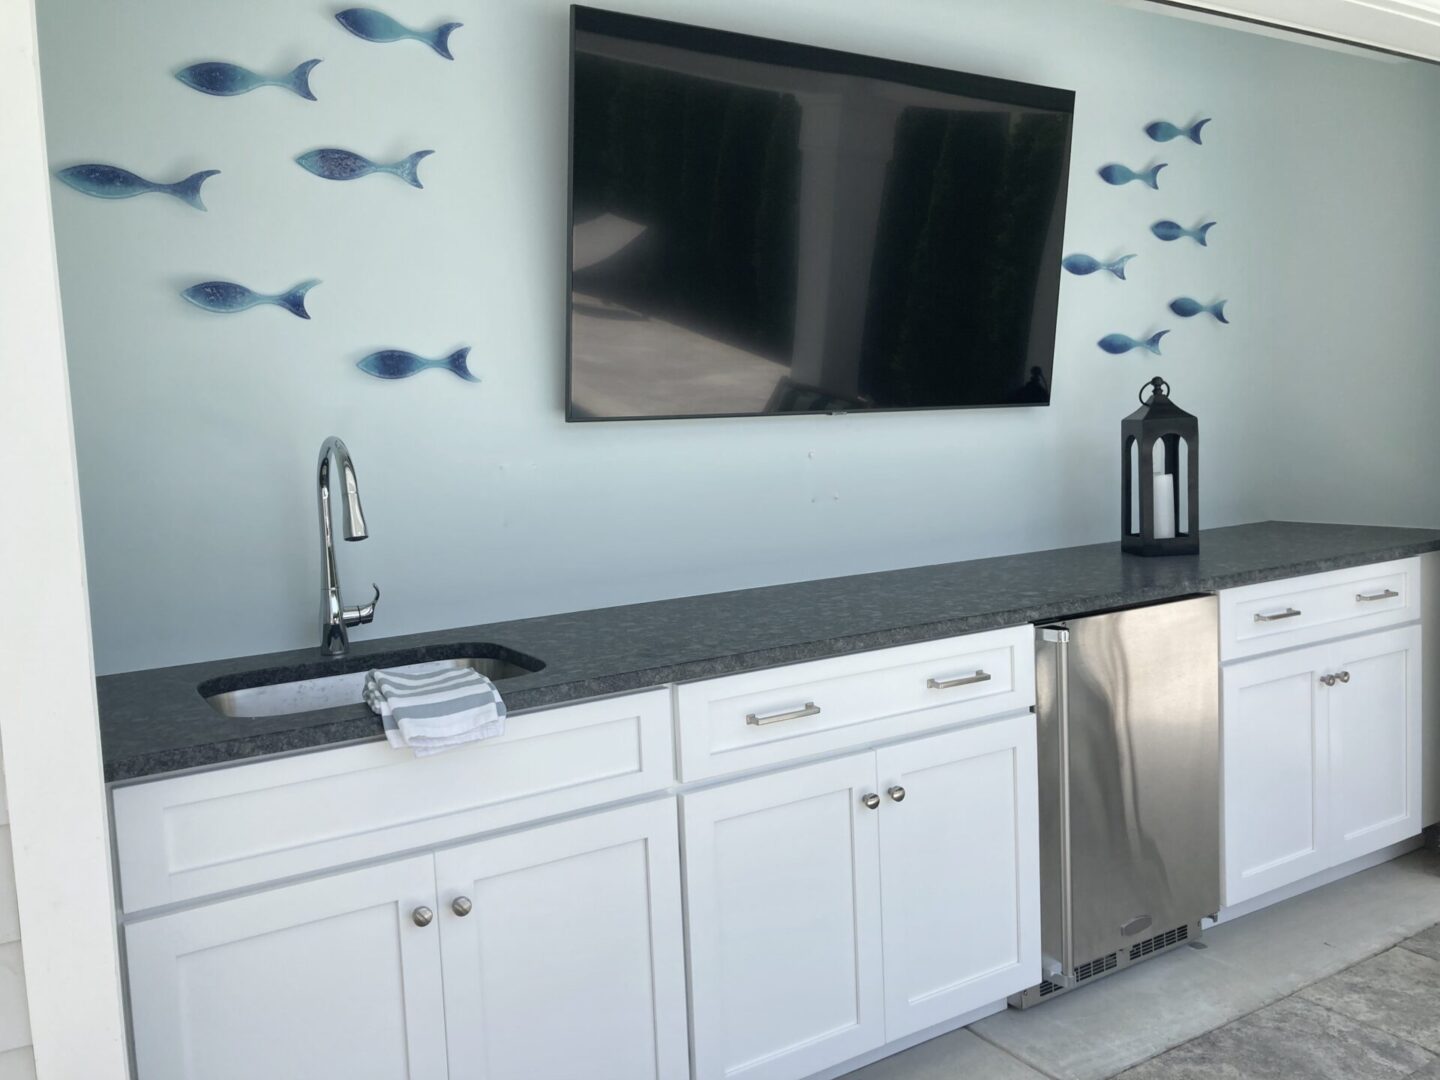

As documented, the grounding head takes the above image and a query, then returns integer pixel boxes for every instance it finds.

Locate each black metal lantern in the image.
[1122,377,1198,557]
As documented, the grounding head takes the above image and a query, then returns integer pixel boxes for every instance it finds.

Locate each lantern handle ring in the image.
[1139,377,1170,406]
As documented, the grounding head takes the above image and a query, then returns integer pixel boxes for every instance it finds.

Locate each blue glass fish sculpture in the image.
[1098,163,1166,189]
[1170,297,1229,323]
[1062,253,1136,280]
[358,347,478,381]
[335,8,462,59]
[1146,119,1211,145]
[296,148,433,188]
[1152,220,1216,246]
[182,279,320,319]
[54,164,219,210]
[1098,331,1169,356]
[176,59,321,99]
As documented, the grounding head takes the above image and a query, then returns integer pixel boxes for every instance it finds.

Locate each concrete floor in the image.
[844,848,1440,1080]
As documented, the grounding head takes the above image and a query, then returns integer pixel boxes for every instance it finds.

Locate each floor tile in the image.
[1400,923,1440,963]
[0,1046,34,1080]
[972,850,1440,1080]
[1114,996,1434,1079]
[841,1028,1048,1080]
[1299,946,1440,1052]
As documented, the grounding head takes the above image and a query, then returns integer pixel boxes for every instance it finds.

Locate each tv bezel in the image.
[565,4,1076,423]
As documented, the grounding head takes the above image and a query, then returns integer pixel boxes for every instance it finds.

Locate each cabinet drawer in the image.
[112,689,674,913]
[675,626,1035,781]
[1219,558,1420,661]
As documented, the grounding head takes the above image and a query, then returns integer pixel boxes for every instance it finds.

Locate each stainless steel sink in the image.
[201,651,544,720]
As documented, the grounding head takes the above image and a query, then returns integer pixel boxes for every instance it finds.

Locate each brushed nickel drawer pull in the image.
[927,670,991,690]
[745,702,820,726]
[1254,608,1301,623]
[1356,589,1399,603]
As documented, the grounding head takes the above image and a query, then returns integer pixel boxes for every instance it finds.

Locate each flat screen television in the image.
[567,6,1074,421]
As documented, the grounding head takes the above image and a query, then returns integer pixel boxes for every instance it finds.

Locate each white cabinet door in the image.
[1328,624,1423,864]
[875,714,1040,1039]
[1222,645,1330,905]
[126,855,447,1080]
[683,753,885,1080]
[435,798,689,1080]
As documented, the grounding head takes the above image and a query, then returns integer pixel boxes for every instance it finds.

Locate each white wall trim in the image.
[1146,0,1440,60]
[0,1,130,1077]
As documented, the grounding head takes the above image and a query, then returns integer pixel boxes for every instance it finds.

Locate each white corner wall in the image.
[34,0,1440,674]
[0,748,35,1080]
[0,0,131,1076]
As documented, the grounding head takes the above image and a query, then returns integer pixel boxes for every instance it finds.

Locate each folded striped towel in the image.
[364,664,506,757]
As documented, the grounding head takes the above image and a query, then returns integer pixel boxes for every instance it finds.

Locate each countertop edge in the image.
[102,531,1440,783]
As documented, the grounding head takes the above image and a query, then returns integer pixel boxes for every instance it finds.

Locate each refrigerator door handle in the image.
[1039,625,1075,985]
[1055,632,1075,983]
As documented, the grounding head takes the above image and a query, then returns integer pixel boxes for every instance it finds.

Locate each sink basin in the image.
[200,648,545,720]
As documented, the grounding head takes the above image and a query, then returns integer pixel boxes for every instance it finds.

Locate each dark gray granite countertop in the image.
[98,521,1440,783]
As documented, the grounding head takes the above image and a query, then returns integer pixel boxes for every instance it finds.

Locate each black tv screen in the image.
[567,6,1074,420]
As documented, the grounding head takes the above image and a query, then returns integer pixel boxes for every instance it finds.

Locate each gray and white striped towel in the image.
[364,664,507,757]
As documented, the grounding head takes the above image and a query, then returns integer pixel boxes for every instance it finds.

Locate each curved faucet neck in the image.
[317,437,374,656]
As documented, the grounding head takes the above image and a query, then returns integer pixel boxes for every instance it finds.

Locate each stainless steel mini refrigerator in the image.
[1013,595,1221,1007]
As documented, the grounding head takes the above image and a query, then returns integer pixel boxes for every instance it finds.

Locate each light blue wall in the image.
[37,0,1440,674]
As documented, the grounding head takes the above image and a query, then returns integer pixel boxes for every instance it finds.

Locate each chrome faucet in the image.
[317,436,379,656]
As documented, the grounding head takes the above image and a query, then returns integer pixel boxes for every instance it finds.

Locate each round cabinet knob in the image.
[1320,674,1337,687]
[862,793,881,810]
[411,906,434,927]
[451,896,473,918]
[1338,671,1351,684]
[888,786,907,803]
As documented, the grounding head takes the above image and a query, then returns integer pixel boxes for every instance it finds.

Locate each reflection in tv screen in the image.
[568,7,1074,420]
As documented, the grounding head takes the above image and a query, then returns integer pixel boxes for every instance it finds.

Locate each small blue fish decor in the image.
[1098,163,1166,189]
[182,279,320,319]
[176,59,321,100]
[1151,220,1216,246]
[1062,253,1136,280]
[358,347,478,381]
[1098,331,1169,356]
[296,148,434,188]
[1170,297,1229,324]
[335,8,463,59]
[1146,119,1211,145]
[54,164,219,210]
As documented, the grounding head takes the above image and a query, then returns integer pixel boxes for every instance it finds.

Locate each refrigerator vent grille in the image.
[1074,952,1119,983]
[1129,924,1189,961]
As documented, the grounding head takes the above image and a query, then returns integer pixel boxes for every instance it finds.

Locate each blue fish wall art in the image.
[296,148,433,188]
[176,59,321,99]
[182,279,320,319]
[1170,297,1229,323]
[54,164,219,210]
[1098,331,1169,356]
[1151,220,1217,246]
[1062,253,1136,280]
[1098,163,1166,189]
[1146,118,1211,144]
[357,347,478,381]
[335,8,463,59]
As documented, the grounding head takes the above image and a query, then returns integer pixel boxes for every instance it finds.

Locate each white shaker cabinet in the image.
[126,854,449,1080]
[683,753,887,1080]
[682,711,1039,1080]
[435,798,689,1080]
[126,800,689,1080]
[876,718,1040,1040]
[1223,624,1422,906]
[1329,626,1425,864]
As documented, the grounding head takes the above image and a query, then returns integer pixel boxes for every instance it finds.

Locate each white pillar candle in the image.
[1152,473,1177,540]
